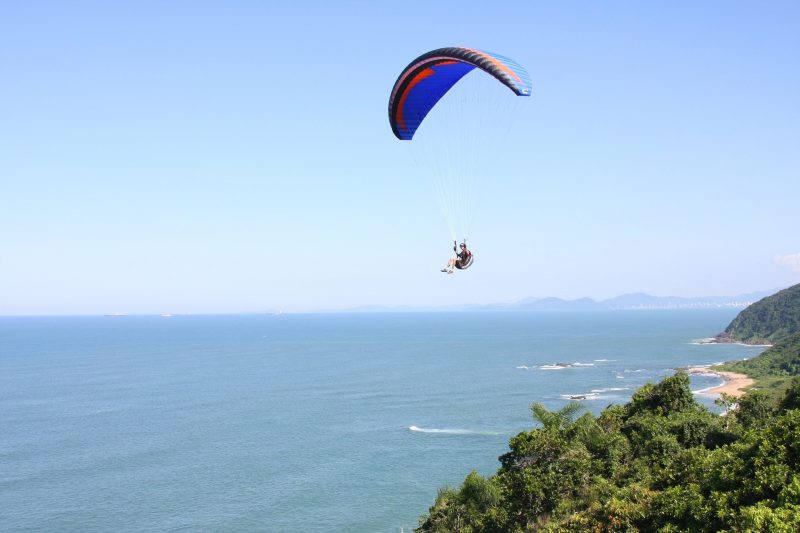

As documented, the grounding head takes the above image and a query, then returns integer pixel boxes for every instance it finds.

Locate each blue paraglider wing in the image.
[388,47,531,140]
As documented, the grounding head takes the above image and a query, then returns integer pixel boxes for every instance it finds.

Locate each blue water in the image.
[0,311,766,532]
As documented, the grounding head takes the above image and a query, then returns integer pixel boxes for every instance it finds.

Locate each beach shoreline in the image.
[685,366,754,398]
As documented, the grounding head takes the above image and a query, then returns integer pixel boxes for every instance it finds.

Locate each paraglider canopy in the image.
[389,46,531,258]
[388,47,531,140]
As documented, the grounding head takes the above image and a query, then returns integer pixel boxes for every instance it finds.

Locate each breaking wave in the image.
[560,393,599,401]
[539,362,596,370]
[408,426,500,435]
[692,381,725,395]
[688,337,717,345]
[561,386,631,401]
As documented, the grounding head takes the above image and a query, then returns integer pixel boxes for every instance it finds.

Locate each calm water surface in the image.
[0,311,766,531]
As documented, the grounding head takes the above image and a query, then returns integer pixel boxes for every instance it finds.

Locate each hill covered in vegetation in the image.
[717,283,800,344]
[719,333,800,401]
[417,374,800,532]
[714,282,800,399]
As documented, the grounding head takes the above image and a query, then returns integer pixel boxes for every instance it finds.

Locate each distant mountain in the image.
[717,283,800,344]
[601,293,665,308]
[599,290,776,310]
[504,289,778,312]
[336,288,781,313]
[514,297,601,311]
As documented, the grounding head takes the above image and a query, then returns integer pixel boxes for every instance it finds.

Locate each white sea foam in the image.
[593,358,617,362]
[516,365,531,370]
[540,362,596,370]
[562,386,631,400]
[692,381,725,395]
[689,338,772,347]
[734,342,772,347]
[688,337,716,345]
[408,426,499,435]
[560,393,599,401]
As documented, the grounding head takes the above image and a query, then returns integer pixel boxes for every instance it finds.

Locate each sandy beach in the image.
[686,367,754,398]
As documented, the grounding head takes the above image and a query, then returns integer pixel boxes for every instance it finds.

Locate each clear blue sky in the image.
[1,1,798,314]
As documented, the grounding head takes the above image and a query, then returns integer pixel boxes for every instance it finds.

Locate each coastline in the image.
[707,332,773,347]
[685,366,754,398]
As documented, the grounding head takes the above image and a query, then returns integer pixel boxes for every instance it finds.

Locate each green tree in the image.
[416,374,800,533]
[530,401,584,432]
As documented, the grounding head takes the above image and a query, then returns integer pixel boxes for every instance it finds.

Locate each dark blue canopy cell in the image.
[388,47,531,140]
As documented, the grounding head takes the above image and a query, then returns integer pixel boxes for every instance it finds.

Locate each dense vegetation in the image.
[719,333,800,401]
[417,374,800,532]
[417,285,800,531]
[716,282,800,400]
[720,283,800,344]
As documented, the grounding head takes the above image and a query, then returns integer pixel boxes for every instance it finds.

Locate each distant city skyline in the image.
[1,1,798,315]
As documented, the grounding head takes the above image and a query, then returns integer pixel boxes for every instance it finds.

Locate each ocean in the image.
[0,311,766,532]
